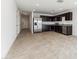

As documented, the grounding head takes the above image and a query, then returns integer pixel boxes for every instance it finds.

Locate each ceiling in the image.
[16,0,77,14]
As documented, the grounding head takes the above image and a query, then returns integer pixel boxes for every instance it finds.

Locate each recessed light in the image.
[57,0,63,3]
[36,3,39,7]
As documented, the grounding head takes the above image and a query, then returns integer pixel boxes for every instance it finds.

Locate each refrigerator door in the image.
[34,18,42,32]
[37,18,42,32]
[34,18,38,32]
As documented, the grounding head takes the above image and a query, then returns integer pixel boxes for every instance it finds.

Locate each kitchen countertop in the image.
[42,21,72,26]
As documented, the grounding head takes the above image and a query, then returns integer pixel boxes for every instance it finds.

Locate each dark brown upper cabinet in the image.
[51,17,55,21]
[40,16,50,21]
[40,12,72,21]
[56,16,62,21]
[55,12,72,21]
[40,15,53,21]
[65,12,72,21]
[51,16,62,21]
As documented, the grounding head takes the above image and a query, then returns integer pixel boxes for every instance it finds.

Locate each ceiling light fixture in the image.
[57,0,64,3]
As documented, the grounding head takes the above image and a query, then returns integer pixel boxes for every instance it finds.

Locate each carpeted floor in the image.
[5,30,77,59]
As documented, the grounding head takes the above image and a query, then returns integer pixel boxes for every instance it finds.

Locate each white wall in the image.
[16,10,21,34]
[1,0,19,58]
[72,8,77,36]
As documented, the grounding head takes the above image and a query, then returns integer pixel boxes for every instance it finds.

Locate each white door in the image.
[16,10,20,34]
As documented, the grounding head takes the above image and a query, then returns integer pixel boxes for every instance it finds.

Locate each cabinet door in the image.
[62,26,72,35]
[67,26,72,35]
[58,26,62,33]
[65,12,72,21]
[55,26,58,32]
[42,25,51,32]
[51,25,55,31]
[51,17,55,21]
[57,16,62,21]
[40,16,51,21]
[70,12,72,20]
[54,26,62,33]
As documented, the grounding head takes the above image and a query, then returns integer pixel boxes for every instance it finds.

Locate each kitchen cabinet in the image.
[42,25,51,32]
[40,16,56,21]
[54,25,72,35]
[51,17,55,21]
[51,25,55,31]
[54,26,62,33]
[40,12,72,35]
[40,16,51,21]
[62,25,72,35]
[65,12,72,21]
[58,26,62,33]
[56,16,62,21]
[40,12,72,22]
[42,24,72,35]
[55,26,58,32]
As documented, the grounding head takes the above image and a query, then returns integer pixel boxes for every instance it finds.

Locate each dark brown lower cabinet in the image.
[62,26,72,35]
[54,25,72,35]
[54,26,62,33]
[51,25,55,31]
[58,26,62,33]
[42,25,51,32]
[42,25,72,35]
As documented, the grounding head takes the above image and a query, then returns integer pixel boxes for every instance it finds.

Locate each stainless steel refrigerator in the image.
[33,18,42,33]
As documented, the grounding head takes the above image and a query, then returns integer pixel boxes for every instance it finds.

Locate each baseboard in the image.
[2,33,19,59]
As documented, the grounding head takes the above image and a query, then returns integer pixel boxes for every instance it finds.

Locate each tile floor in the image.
[5,30,77,59]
